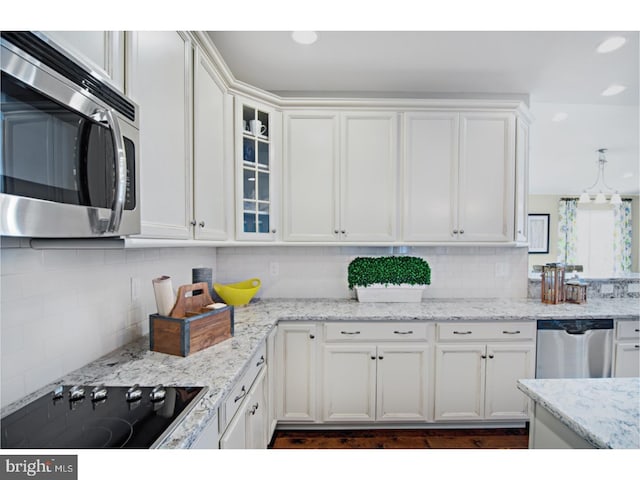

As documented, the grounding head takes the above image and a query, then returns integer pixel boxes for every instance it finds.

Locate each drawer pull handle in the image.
[250,403,259,415]
[453,331,472,335]
[502,330,521,335]
[256,355,265,367]
[340,331,361,335]
[234,386,247,403]
[393,330,414,335]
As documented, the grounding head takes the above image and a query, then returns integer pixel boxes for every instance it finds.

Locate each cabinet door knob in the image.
[334,230,339,234]
[309,334,315,339]
[488,354,494,359]
[378,356,384,360]
[371,356,376,360]
[453,229,459,234]
[341,230,346,235]
[199,221,205,227]
[271,229,277,234]
[459,229,465,234]
[481,355,487,359]
[190,220,197,226]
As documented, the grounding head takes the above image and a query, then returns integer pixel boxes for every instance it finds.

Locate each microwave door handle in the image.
[103,109,127,233]
[93,108,127,233]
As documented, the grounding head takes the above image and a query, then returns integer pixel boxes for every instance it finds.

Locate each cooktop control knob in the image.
[149,384,166,402]
[126,384,142,402]
[52,385,64,400]
[91,385,108,402]
[68,386,85,401]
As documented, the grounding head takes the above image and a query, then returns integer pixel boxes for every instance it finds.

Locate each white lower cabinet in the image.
[322,343,430,422]
[613,320,640,377]
[434,322,535,422]
[275,323,318,422]
[219,343,269,449]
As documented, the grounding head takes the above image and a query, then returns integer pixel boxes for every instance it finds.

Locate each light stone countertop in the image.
[517,377,640,449]
[2,297,639,448]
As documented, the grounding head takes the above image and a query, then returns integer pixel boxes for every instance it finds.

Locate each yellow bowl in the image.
[213,278,261,306]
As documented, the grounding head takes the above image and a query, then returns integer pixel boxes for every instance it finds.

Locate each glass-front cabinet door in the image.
[235,97,278,240]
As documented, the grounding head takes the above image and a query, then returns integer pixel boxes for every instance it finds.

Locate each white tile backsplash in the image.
[215,245,529,300]
[0,246,216,407]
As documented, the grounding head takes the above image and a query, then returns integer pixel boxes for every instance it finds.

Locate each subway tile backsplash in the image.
[215,246,529,300]
[0,246,217,407]
[1,243,527,408]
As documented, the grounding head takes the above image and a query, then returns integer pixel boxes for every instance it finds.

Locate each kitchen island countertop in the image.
[2,297,638,448]
[517,377,640,449]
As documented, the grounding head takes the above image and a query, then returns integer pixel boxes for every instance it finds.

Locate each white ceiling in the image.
[208,31,640,195]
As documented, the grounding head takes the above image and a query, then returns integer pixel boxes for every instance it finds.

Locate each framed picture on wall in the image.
[528,213,550,254]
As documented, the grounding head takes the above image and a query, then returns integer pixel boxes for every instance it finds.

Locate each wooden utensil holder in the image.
[149,282,234,357]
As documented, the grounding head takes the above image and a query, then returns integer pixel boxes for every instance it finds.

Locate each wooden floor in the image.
[269,427,529,449]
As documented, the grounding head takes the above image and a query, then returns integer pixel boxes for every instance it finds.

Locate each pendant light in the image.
[578,148,623,205]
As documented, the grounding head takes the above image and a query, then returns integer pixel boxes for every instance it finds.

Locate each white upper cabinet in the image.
[127,32,230,241]
[193,46,231,240]
[283,111,398,242]
[458,112,515,242]
[283,112,340,242]
[403,111,516,242]
[341,113,398,242]
[127,31,193,239]
[235,97,280,241]
[43,31,125,91]
[403,112,459,242]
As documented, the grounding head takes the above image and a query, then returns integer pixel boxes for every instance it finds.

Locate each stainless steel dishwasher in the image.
[536,319,614,378]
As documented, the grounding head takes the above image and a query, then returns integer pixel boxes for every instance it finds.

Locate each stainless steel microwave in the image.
[1,31,140,238]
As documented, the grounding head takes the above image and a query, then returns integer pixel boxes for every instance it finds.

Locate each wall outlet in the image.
[269,262,279,276]
[601,283,614,294]
[130,277,140,302]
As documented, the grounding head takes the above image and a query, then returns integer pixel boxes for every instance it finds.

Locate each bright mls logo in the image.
[0,455,77,480]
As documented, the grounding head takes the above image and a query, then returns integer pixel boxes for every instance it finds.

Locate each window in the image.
[558,198,632,277]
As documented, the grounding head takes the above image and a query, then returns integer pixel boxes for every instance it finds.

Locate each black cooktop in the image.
[0,385,207,449]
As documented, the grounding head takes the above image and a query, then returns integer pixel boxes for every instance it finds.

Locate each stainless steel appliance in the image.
[0,385,207,448]
[536,319,614,378]
[1,31,140,238]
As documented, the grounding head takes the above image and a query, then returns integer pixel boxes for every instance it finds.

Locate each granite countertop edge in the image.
[517,378,640,449]
[3,297,639,448]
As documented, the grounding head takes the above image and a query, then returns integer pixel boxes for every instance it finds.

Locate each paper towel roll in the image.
[152,276,175,316]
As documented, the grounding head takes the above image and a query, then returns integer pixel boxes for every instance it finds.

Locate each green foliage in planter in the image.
[347,256,431,289]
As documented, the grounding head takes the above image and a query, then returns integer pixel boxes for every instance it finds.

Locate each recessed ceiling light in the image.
[601,84,627,96]
[551,112,568,122]
[596,36,627,53]
[291,31,318,45]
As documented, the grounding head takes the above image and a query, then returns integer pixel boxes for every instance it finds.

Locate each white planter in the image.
[354,284,427,303]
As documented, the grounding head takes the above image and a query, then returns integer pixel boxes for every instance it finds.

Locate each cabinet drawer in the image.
[437,322,535,342]
[324,322,429,342]
[221,342,267,431]
[617,320,640,340]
